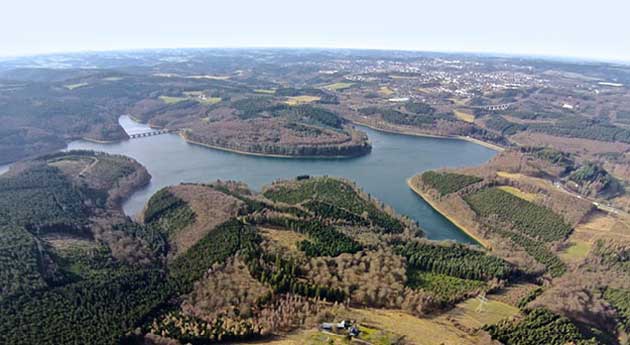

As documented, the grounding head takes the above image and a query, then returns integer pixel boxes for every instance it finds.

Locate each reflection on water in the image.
[66,116,496,243]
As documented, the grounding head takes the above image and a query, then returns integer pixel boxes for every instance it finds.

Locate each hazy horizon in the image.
[3,45,628,66]
[3,0,630,63]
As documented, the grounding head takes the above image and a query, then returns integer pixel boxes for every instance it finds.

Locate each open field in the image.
[48,156,95,176]
[497,186,538,202]
[246,325,401,345]
[453,109,475,123]
[496,171,556,190]
[159,95,188,104]
[200,97,222,105]
[255,88,276,94]
[350,299,517,345]
[43,234,99,251]
[324,82,354,91]
[64,82,89,90]
[570,210,630,242]
[260,227,308,253]
[573,211,617,241]
[378,86,395,96]
[446,297,519,330]
[160,93,221,105]
[559,241,591,263]
[188,75,231,80]
[285,95,321,105]
[238,297,518,345]
[558,210,630,263]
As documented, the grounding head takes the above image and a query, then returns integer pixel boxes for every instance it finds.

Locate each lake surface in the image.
[67,116,496,243]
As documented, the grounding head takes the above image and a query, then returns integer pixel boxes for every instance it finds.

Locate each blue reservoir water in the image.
[67,116,495,243]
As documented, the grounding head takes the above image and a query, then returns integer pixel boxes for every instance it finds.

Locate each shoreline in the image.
[406,178,491,249]
[80,136,122,144]
[125,115,371,160]
[350,118,505,152]
[180,133,369,160]
[127,114,166,130]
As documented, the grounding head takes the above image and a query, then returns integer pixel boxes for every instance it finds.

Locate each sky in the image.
[2,0,629,62]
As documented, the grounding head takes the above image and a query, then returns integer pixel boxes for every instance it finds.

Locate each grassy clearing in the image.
[559,210,621,264]
[159,95,188,104]
[573,211,615,240]
[305,326,400,345]
[237,295,519,345]
[185,91,222,104]
[44,235,98,251]
[64,82,89,90]
[235,326,400,345]
[497,186,538,202]
[48,156,93,176]
[351,308,481,345]
[453,109,475,123]
[450,98,468,106]
[378,86,394,96]
[188,75,230,80]
[284,95,321,105]
[160,93,221,105]
[559,241,591,263]
[496,171,556,190]
[447,297,519,330]
[254,88,276,94]
[200,97,222,105]
[323,82,354,91]
[358,324,404,345]
[260,227,308,253]
[611,216,630,240]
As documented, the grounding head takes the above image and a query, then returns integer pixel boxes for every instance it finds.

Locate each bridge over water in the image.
[128,129,174,139]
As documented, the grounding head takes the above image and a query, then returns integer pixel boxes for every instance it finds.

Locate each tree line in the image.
[395,240,514,281]
[484,308,601,345]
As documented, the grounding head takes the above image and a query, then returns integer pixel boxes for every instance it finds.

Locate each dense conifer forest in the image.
[484,308,600,345]
[420,171,482,196]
